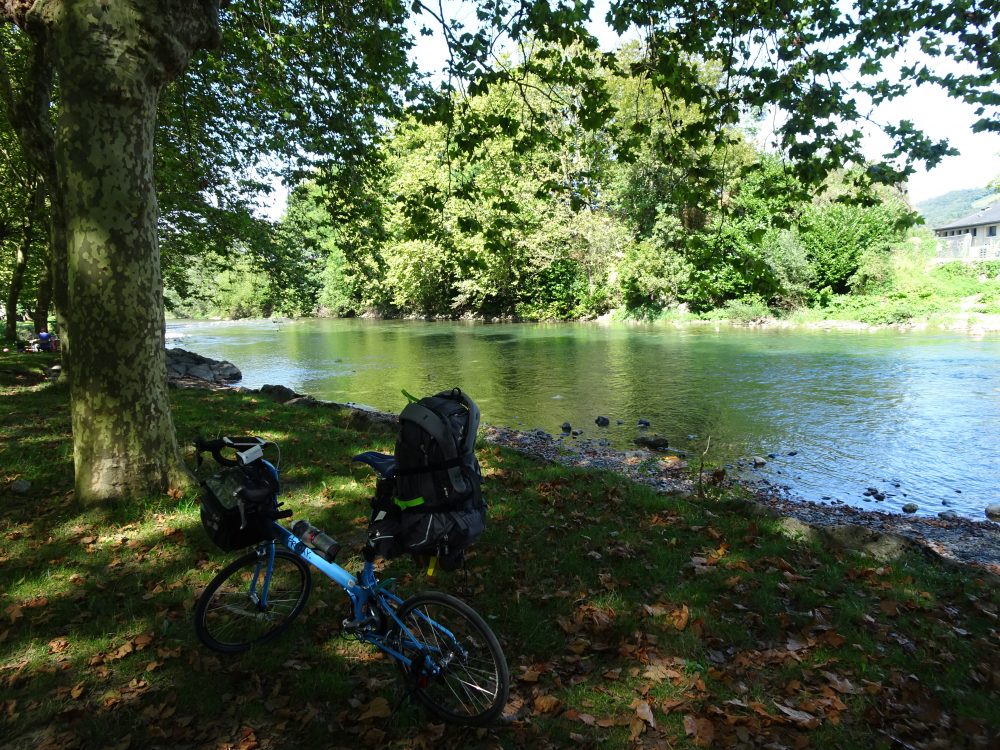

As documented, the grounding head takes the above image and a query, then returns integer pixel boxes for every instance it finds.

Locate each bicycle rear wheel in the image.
[195,549,311,653]
[392,591,509,726]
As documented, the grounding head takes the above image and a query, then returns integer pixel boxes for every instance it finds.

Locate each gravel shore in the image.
[481,424,1000,576]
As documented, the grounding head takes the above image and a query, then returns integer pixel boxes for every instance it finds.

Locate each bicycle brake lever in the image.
[236,493,248,530]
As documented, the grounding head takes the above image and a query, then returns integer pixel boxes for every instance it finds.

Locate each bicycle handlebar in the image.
[194,435,274,469]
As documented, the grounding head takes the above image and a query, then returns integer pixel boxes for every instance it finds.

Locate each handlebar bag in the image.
[200,462,278,552]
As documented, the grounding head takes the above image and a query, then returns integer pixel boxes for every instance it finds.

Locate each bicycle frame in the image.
[246,521,460,672]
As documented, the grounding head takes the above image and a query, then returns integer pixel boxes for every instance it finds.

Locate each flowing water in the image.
[167,318,1000,521]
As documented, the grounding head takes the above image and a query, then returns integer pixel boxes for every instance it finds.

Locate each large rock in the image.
[634,434,669,450]
[986,503,1000,521]
[165,348,241,384]
[259,384,301,403]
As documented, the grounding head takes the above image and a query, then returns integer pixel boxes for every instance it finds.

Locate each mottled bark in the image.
[28,0,220,502]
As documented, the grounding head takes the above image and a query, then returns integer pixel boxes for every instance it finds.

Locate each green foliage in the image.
[797,195,910,294]
[759,229,815,307]
[703,293,773,323]
[6,1,996,331]
[616,213,693,311]
[383,239,455,315]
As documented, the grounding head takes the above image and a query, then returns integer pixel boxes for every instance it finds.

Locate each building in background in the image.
[935,203,1000,261]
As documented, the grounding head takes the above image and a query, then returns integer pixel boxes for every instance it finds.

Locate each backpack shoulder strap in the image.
[455,390,479,455]
[399,401,458,461]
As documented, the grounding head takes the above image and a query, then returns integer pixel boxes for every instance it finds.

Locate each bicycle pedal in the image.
[342,615,376,632]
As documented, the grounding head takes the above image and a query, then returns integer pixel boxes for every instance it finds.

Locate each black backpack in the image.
[394,388,482,512]
[361,389,486,571]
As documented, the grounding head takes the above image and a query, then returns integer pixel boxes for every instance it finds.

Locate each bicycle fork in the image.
[245,544,279,613]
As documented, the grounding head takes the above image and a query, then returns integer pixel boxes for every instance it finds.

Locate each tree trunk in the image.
[31,251,52,334]
[0,25,65,344]
[3,179,41,342]
[31,0,221,502]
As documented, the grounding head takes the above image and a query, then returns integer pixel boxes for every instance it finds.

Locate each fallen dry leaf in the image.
[774,702,821,729]
[822,670,861,695]
[358,697,392,722]
[633,699,656,729]
[629,716,646,742]
[48,637,70,655]
[683,714,715,747]
[671,604,690,631]
[533,694,563,715]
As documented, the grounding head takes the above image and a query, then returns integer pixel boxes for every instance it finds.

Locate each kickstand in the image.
[383,679,418,730]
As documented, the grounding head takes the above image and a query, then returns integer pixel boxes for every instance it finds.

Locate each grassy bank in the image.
[1,354,998,749]
[623,255,1000,330]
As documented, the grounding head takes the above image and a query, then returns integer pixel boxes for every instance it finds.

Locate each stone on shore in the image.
[634,434,669,450]
[902,503,918,513]
[259,384,301,403]
[595,416,610,427]
[986,503,1000,521]
[166,348,241,384]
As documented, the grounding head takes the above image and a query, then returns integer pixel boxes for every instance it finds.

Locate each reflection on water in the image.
[167,318,1000,521]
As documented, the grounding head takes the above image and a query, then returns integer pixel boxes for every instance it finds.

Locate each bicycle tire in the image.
[392,591,509,726]
[194,549,312,653]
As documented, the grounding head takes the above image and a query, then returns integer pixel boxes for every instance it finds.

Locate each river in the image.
[167,318,1000,521]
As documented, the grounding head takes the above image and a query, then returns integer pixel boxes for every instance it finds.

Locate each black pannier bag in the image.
[364,389,486,571]
[200,461,279,552]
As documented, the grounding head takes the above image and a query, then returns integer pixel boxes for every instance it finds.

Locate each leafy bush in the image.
[617,237,695,310]
[383,239,455,315]
[971,287,1000,314]
[760,229,814,307]
[798,200,908,293]
[703,294,773,323]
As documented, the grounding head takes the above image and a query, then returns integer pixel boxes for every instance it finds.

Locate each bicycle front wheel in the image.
[393,591,510,726]
[194,549,312,653]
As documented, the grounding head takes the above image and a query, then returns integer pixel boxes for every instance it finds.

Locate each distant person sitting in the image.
[36,331,53,352]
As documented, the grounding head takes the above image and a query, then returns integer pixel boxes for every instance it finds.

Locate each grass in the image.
[1,352,998,749]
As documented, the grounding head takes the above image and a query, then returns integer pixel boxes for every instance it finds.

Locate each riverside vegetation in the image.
[7,38,1000,338]
[2,352,998,749]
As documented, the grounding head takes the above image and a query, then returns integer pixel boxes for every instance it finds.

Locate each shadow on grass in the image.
[2,385,999,749]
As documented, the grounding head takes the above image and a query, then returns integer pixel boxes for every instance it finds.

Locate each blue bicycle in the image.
[191,436,510,726]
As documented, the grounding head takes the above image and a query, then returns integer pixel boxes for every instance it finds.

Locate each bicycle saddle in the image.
[352,451,397,479]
